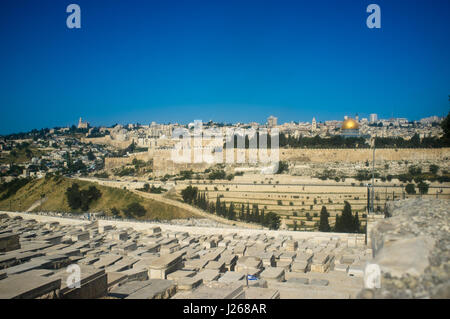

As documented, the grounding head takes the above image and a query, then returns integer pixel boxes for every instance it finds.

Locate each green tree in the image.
[110,207,120,217]
[334,214,341,232]
[228,202,235,220]
[79,186,102,211]
[66,183,82,210]
[353,212,361,233]
[319,206,331,232]
[25,149,33,159]
[87,151,96,161]
[429,164,439,175]
[405,183,416,194]
[264,212,281,230]
[276,161,289,174]
[441,110,450,144]
[123,202,146,218]
[418,181,429,195]
[181,185,198,204]
[340,201,354,233]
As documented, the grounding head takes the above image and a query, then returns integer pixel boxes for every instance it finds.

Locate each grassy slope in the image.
[0,176,197,220]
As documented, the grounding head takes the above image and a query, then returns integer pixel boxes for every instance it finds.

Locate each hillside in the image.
[0,176,198,220]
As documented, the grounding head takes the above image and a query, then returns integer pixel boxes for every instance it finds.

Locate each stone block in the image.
[107,272,128,289]
[244,287,280,299]
[122,268,149,282]
[286,277,309,285]
[291,261,309,273]
[176,277,203,291]
[148,252,183,279]
[109,280,153,298]
[218,271,245,283]
[0,233,20,253]
[125,279,176,299]
[193,269,221,283]
[260,267,285,282]
[0,272,61,299]
[50,266,107,299]
[173,282,245,299]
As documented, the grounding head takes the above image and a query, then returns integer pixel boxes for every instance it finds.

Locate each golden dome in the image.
[341,118,359,130]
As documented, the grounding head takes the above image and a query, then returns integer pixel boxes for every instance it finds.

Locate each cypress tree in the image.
[228,202,235,220]
[215,196,221,215]
[319,206,331,232]
[334,214,341,232]
[353,212,361,233]
[340,201,354,233]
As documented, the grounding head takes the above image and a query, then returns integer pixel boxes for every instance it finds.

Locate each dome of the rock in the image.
[341,118,359,130]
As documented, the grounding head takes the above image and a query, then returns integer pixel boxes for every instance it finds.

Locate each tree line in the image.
[65,183,102,211]
[181,185,281,229]
[318,202,362,233]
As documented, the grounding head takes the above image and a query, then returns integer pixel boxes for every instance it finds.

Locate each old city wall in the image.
[104,152,151,170]
[81,136,133,149]
[104,147,450,175]
[279,148,450,163]
[151,148,450,175]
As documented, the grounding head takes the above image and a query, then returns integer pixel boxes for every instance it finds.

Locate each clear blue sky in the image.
[0,0,449,134]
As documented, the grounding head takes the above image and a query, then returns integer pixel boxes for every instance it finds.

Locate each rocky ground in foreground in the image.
[362,198,449,299]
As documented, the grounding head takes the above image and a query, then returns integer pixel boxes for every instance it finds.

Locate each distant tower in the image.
[267,115,278,127]
[370,113,378,123]
[355,114,359,122]
[312,117,317,131]
[77,117,89,129]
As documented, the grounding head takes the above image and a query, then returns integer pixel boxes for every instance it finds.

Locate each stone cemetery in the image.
[0,212,371,299]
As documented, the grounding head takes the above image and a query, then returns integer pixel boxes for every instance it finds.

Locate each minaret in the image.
[312,117,317,131]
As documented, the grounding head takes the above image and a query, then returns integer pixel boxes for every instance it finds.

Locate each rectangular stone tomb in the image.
[50,266,107,299]
[148,252,183,279]
[175,282,245,299]
[121,268,149,282]
[93,255,123,269]
[244,287,280,299]
[260,267,285,282]
[125,279,176,299]
[0,233,20,253]
[0,272,61,299]
[192,269,221,283]
[107,272,129,289]
[218,271,245,283]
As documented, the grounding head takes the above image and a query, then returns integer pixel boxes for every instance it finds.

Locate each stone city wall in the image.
[279,148,450,163]
[151,148,450,176]
[81,135,133,149]
[104,152,152,170]
[105,147,450,176]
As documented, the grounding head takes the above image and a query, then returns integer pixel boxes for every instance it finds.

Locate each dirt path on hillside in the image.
[26,197,47,212]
